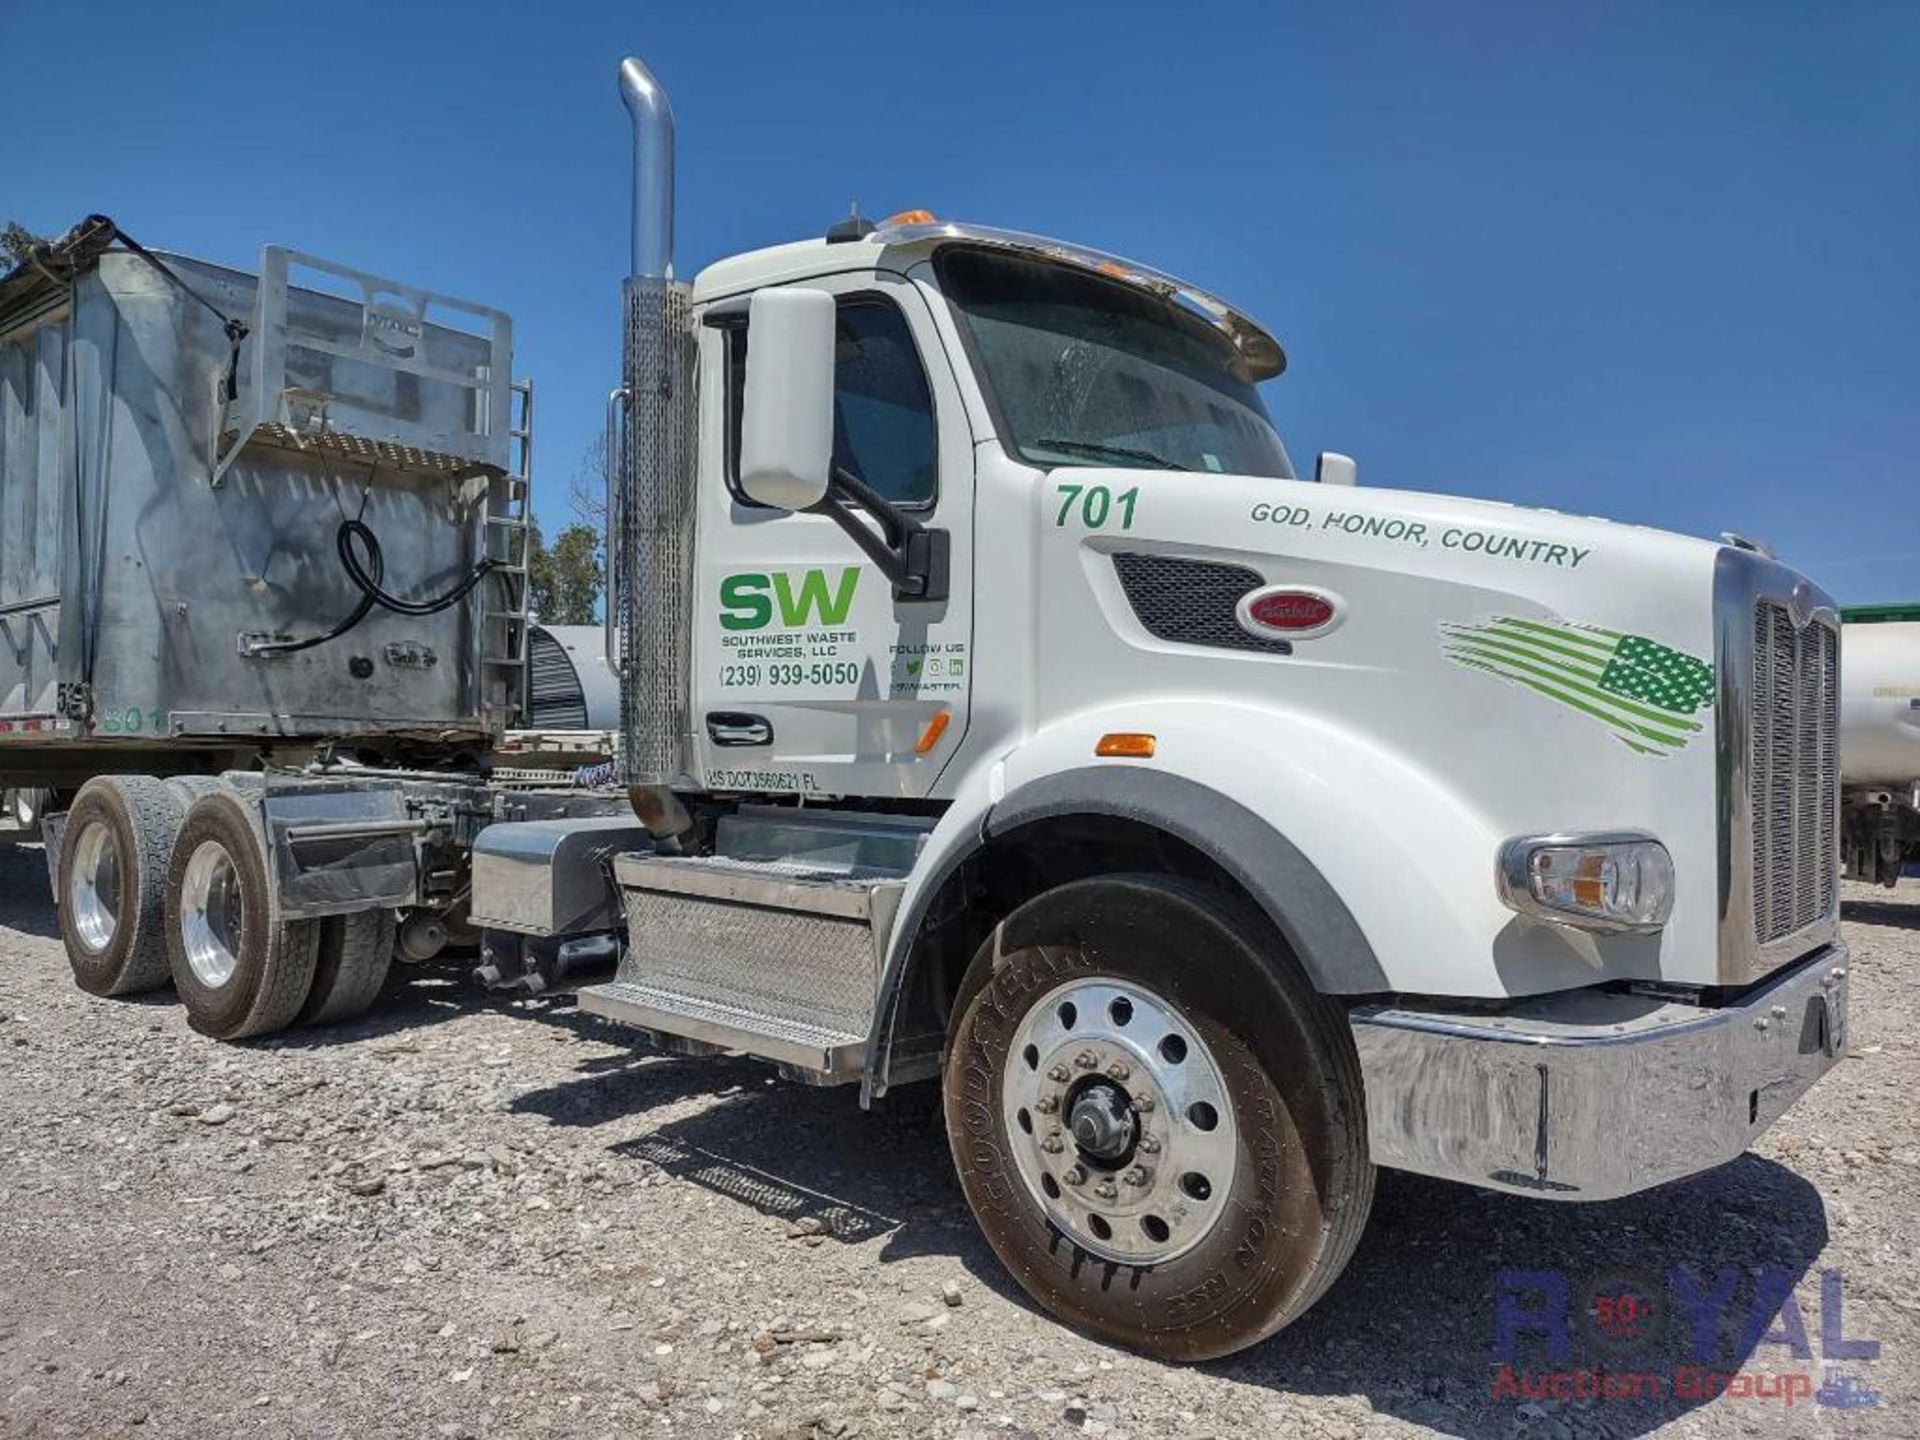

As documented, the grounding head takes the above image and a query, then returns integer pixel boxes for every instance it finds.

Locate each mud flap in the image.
[260,785,424,919]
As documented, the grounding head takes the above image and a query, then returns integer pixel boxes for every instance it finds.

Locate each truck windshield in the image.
[934,245,1294,479]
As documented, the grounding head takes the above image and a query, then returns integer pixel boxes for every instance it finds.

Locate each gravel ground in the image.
[1,836,1914,1439]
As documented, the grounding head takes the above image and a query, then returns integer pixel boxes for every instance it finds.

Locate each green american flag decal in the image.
[1441,616,1714,756]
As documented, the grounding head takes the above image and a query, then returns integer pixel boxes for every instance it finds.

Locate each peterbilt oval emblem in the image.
[1235,585,1345,640]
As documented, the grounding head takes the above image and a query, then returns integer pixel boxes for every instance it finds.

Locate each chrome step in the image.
[578,979,867,1081]
[715,804,933,877]
[590,854,904,1083]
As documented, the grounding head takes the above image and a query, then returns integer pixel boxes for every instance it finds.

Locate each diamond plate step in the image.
[578,979,867,1081]
[595,854,904,1086]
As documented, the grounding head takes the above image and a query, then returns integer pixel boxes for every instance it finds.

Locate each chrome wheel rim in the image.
[1002,977,1238,1266]
[180,840,245,989]
[68,820,122,952]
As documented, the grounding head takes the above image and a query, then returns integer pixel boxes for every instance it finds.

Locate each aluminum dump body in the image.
[0,222,528,774]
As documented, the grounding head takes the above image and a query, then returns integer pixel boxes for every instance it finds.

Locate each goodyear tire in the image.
[943,874,1375,1361]
[298,909,395,1027]
[165,787,319,1040]
[56,776,188,997]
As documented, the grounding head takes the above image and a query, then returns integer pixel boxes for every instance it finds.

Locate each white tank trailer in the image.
[1840,604,1920,885]
[491,623,621,767]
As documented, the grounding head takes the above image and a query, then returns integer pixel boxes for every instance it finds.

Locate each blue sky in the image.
[5,1,1915,601]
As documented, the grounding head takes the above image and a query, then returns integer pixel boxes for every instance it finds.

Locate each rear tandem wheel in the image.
[164,787,320,1040]
[55,776,191,997]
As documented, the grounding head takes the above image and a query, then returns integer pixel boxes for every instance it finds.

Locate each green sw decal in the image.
[719,568,860,631]
[1441,616,1714,757]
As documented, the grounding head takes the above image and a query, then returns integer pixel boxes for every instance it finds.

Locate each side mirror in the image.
[1316,451,1358,487]
[738,287,837,511]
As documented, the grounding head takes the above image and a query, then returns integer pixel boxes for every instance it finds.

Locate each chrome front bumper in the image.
[1350,942,1849,1201]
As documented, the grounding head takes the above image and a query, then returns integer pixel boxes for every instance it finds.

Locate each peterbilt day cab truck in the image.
[24,55,1849,1360]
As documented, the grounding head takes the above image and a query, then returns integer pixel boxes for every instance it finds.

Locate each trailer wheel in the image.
[164,788,319,1040]
[10,787,47,830]
[299,909,396,1027]
[56,776,189,997]
[942,873,1374,1362]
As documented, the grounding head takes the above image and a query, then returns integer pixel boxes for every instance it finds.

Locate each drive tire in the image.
[165,787,319,1040]
[56,776,188,997]
[943,873,1375,1362]
[298,909,395,1027]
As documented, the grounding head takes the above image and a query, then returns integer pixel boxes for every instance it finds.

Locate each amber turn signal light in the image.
[916,709,952,754]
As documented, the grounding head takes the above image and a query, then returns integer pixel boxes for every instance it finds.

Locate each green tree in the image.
[527,519,604,625]
[2,221,44,271]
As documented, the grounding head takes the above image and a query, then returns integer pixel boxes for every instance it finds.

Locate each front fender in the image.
[868,698,1631,1100]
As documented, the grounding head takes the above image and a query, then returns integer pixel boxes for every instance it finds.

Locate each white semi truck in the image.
[24,55,1849,1359]
[1840,604,1920,885]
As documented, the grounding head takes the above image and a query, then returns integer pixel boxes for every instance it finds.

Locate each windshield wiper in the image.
[1030,437,1189,472]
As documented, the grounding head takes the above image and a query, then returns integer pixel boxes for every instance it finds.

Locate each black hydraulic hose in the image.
[335,519,497,617]
[249,518,497,657]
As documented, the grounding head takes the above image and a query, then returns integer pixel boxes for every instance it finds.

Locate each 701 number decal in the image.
[1053,483,1139,531]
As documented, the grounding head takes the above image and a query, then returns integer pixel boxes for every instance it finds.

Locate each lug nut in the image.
[1034,1095,1059,1115]
[1062,1166,1086,1187]
[1094,1181,1118,1201]
[1106,1061,1131,1083]
[1074,1050,1099,1070]
[1040,1136,1065,1154]
[1132,1093,1156,1113]
[1138,1135,1161,1155]
[1121,1166,1151,1187]
[1048,1064,1072,1083]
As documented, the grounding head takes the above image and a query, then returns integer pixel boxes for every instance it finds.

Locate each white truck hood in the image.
[1033,468,1739,995]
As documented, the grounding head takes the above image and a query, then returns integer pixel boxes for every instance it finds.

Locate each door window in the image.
[727,295,938,508]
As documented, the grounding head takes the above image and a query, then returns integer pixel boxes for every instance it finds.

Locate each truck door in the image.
[690,274,974,799]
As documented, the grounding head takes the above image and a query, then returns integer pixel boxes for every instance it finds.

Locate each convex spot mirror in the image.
[738,287,837,512]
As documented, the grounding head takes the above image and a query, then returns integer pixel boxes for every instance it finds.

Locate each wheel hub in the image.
[180,840,246,989]
[1001,977,1238,1265]
[68,820,122,953]
[1067,1080,1137,1160]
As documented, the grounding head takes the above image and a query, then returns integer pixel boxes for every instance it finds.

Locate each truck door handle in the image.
[706,712,773,747]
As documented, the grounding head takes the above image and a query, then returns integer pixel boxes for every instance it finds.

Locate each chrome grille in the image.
[1111,553,1293,655]
[1749,602,1839,943]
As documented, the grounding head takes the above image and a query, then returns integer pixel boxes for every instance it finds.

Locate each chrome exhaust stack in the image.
[614,55,698,845]
[619,57,675,281]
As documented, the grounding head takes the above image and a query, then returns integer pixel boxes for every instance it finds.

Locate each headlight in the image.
[1496,832,1675,933]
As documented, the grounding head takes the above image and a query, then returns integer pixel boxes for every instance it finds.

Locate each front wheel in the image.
[943,874,1374,1361]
